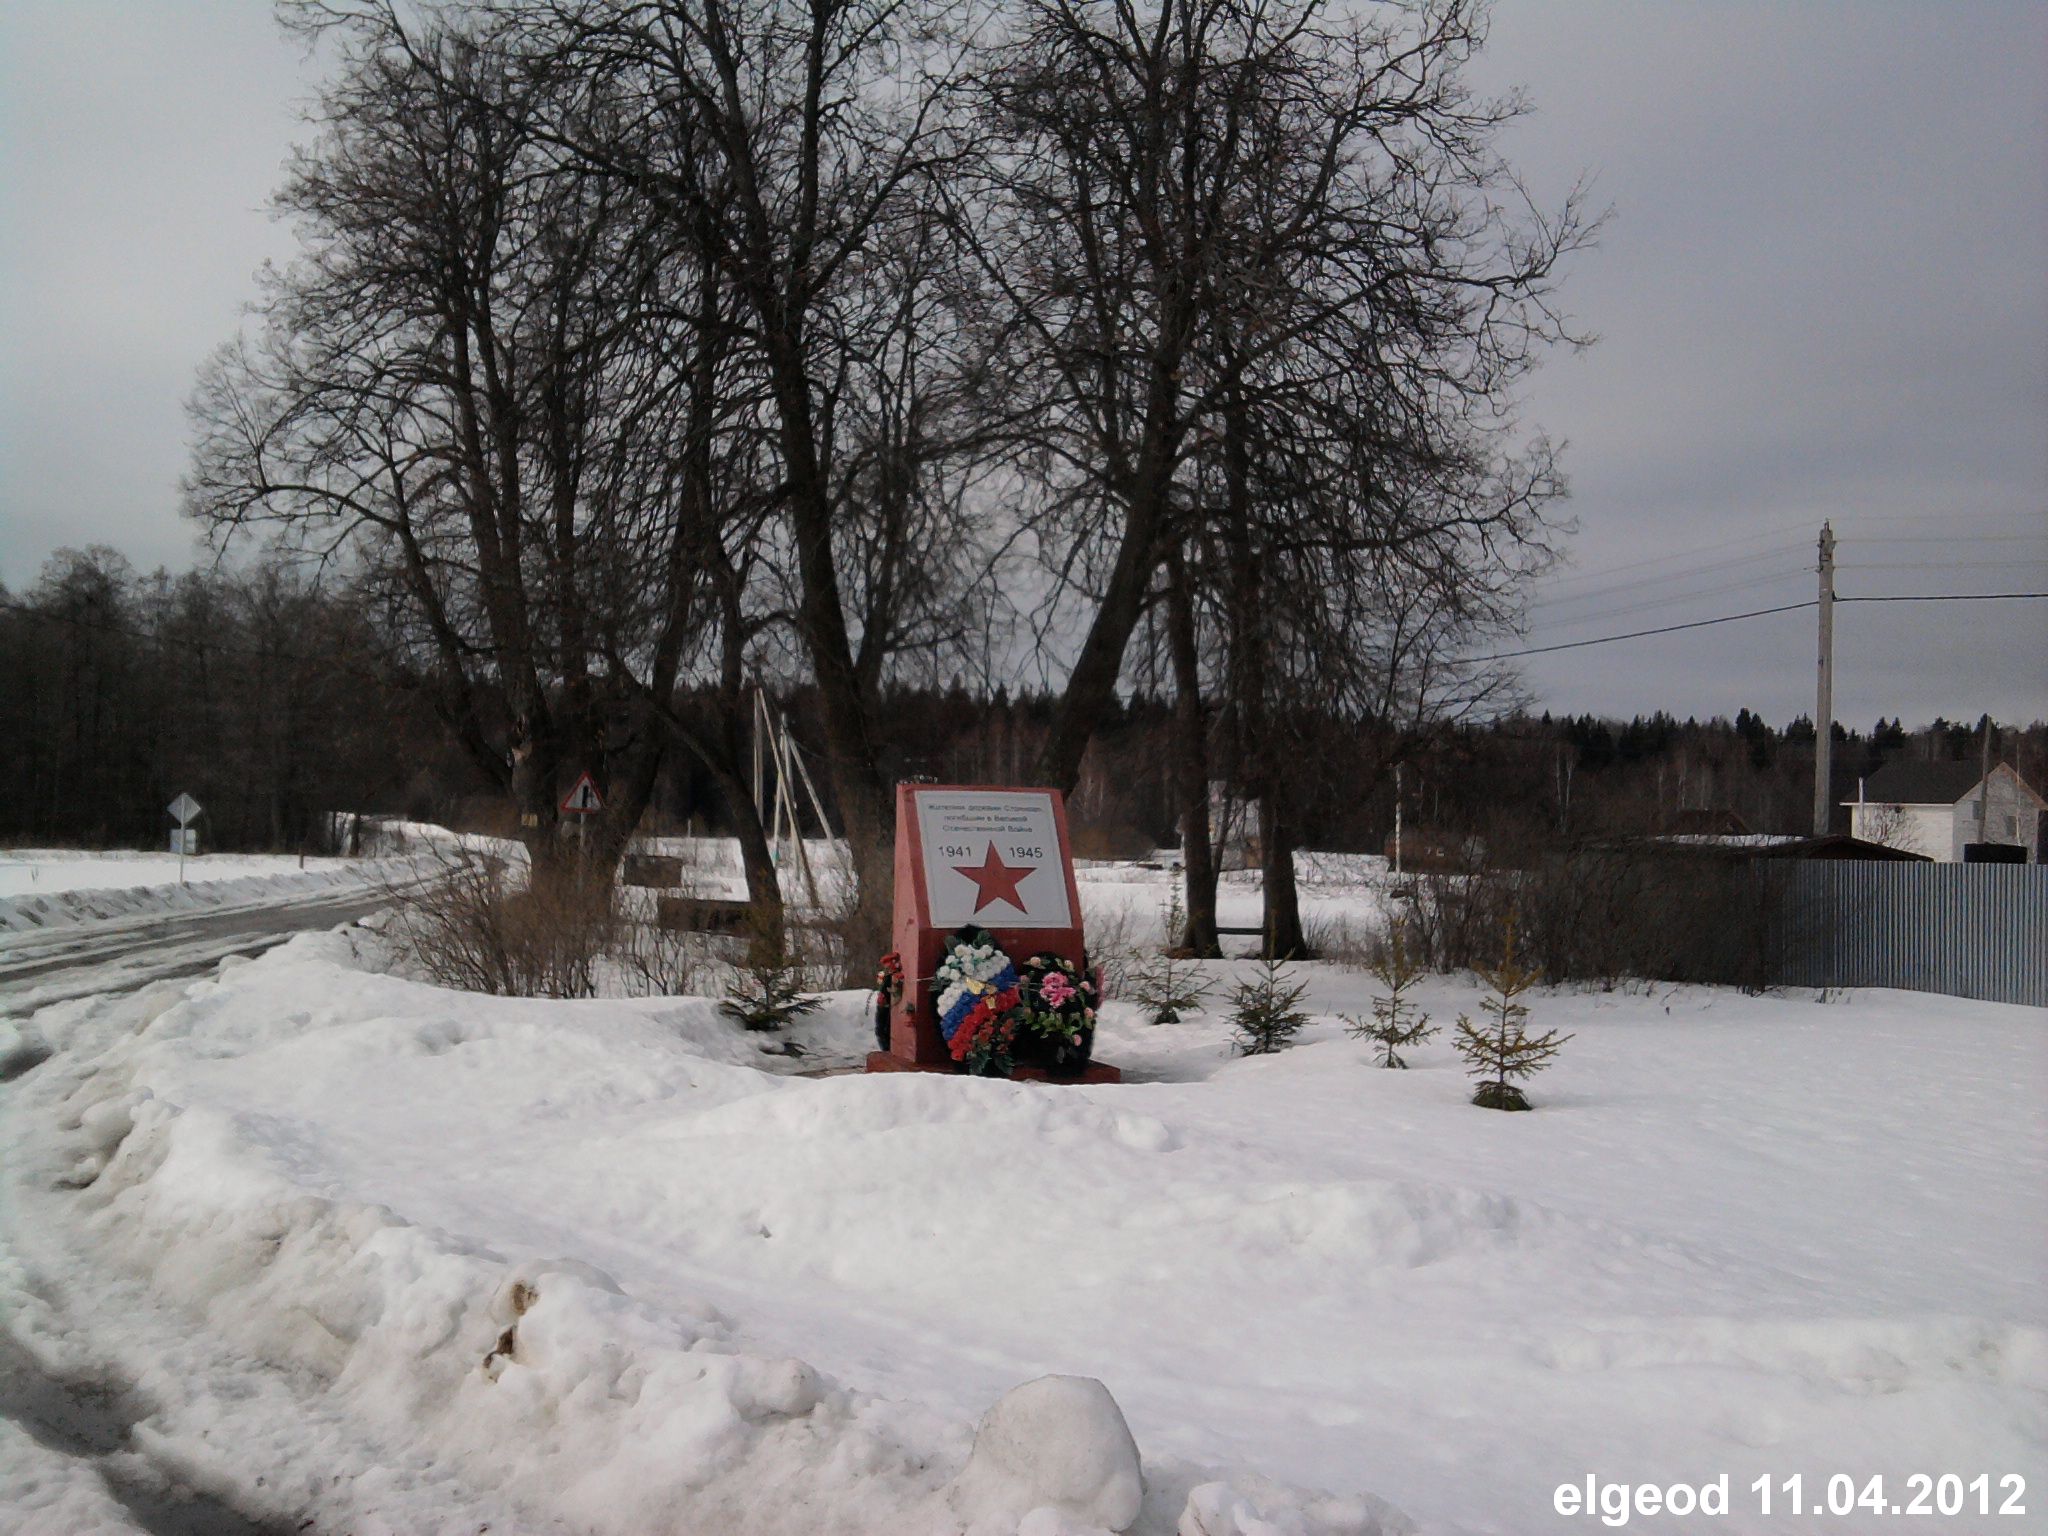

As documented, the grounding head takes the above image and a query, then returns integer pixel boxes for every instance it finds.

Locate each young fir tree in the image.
[1124,889,1215,1024]
[1346,920,1437,1067]
[1229,955,1313,1055]
[1453,916,1571,1109]
[719,907,822,1032]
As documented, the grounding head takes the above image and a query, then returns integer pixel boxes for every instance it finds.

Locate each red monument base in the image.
[865,1051,1122,1085]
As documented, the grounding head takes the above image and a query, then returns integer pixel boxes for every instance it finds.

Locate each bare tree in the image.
[188,6,776,894]
[975,0,1586,950]
[967,0,1590,842]
[495,0,996,957]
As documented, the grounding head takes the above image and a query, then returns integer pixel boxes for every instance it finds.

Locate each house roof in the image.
[1749,834,1931,863]
[1620,833,1929,863]
[1862,759,1992,806]
[1665,806,1753,836]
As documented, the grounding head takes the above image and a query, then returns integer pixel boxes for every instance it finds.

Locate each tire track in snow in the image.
[0,1327,303,1536]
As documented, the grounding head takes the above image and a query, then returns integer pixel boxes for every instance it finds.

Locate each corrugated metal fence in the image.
[1769,863,2048,1007]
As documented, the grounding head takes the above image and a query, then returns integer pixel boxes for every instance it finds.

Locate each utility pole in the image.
[1977,715,1992,849]
[1393,762,1403,876]
[1813,522,1836,836]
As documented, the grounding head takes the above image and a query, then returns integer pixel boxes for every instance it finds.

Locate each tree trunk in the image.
[511,712,564,885]
[1258,789,1307,960]
[761,345,895,976]
[1164,546,1220,957]
[709,757,783,923]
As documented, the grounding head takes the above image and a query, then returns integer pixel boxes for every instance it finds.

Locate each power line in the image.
[1538,546,2043,621]
[1839,559,2048,573]
[1533,533,1808,599]
[1533,524,2042,607]
[1475,602,1817,662]
[1528,544,1808,613]
[1532,567,1810,631]
[1480,590,2047,664]
[1854,533,2044,546]
[1838,592,2048,605]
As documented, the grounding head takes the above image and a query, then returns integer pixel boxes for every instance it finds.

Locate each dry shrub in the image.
[1403,843,1784,992]
[1081,897,1143,998]
[613,916,700,997]
[1301,909,1380,969]
[810,866,886,988]
[392,850,619,999]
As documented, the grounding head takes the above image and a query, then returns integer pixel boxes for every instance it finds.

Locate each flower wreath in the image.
[1015,951,1099,1072]
[871,952,904,1051]
[933,925,1024,1076]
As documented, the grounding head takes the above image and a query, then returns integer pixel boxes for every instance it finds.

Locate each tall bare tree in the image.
[972,0,1587,802]
[188,7,777,893]
[497,0,994,952]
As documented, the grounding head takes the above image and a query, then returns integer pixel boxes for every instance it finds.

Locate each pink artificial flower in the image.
[1041,972,1075,1007]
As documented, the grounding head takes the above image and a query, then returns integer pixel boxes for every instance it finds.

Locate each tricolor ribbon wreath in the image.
[926,926,1101,1077]
[934,926,1024,1073]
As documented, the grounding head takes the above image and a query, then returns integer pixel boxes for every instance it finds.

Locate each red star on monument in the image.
[954,842,1032,915]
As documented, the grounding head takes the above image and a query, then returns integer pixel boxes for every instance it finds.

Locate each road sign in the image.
[560,773,604,815]
[168,792,202,826]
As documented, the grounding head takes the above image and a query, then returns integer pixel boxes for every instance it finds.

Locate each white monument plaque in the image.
[915,789,1073,929]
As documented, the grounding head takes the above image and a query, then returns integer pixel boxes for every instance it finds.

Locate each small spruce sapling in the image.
[1124,888,1214,1024]
[1346,920,1437,1067]
[1452,916,1571,1110]
[1229,954,1312,1055]
[719,907,822,1033]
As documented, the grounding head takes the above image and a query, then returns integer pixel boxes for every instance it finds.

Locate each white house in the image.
[1847,761,2045,863]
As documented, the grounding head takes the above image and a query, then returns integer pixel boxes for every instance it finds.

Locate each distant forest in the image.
[5,545,2040,857]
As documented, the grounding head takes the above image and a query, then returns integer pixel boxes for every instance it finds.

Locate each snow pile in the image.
[952,1375,1145,1532]
[0,853,387,934]
[4,909,2043,1533]
[2,934,1403,1534]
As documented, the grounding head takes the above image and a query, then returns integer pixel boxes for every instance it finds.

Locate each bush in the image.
[1403,840,1786,993]
[1082,898,1141,999]
[391,848,618,999]
[614,916,700,997]
[1229,955,1312,1055]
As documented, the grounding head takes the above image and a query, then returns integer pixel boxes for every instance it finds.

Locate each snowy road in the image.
[0,886,397,1018]
[1,883,401,1536]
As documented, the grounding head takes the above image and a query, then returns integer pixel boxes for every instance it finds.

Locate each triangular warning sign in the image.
[560,772,604,815]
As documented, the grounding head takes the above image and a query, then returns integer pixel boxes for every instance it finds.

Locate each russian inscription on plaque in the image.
[869,783,1118,1083]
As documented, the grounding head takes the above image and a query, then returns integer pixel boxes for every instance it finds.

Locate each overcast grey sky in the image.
[2,1,2043,729]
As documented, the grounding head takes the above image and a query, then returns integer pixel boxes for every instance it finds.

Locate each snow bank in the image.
[0,855,385,935]
[6,909,2043,1534]
[7,934,1394,1534]
[0,848,355,901]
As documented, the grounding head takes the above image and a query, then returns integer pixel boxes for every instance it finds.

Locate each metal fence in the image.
[1769,862,2048,1007]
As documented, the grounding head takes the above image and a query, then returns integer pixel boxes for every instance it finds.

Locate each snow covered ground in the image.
[0,849,374,935]
[4,852,2042,1535]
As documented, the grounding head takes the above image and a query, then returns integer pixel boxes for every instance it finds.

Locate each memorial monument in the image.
[867,783,1120,1083]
